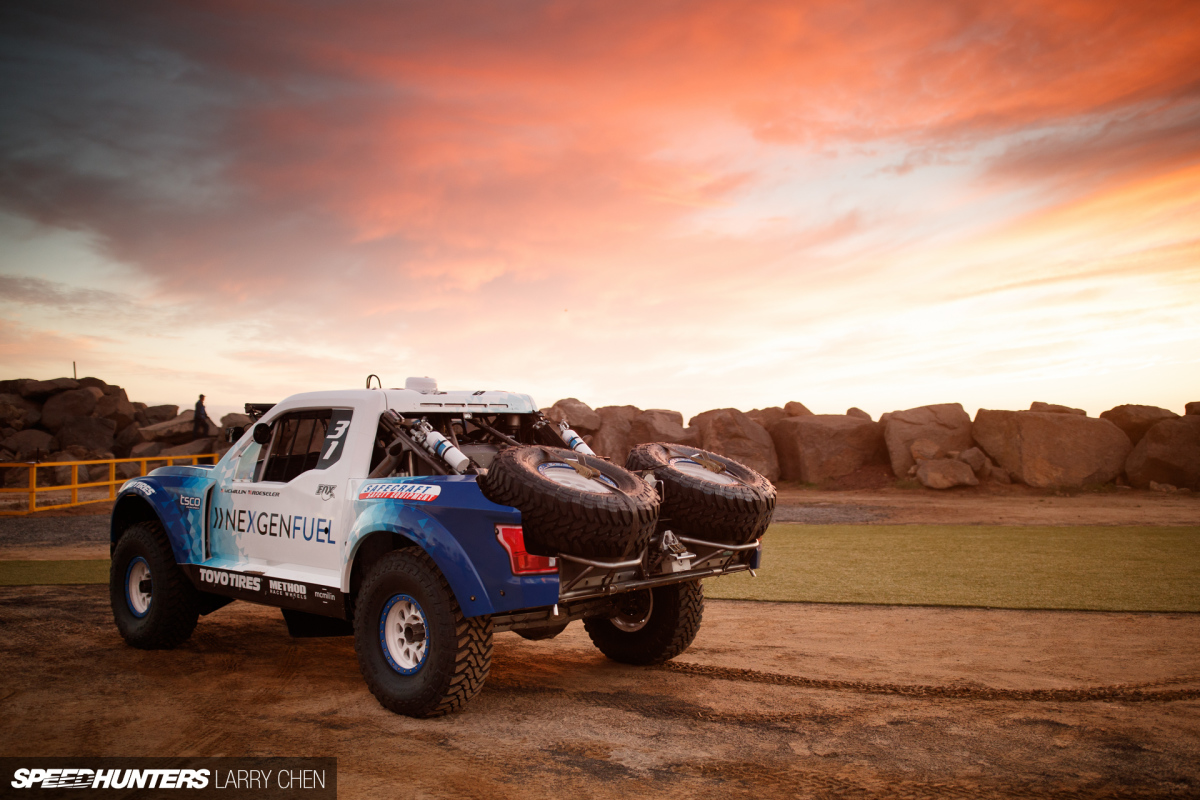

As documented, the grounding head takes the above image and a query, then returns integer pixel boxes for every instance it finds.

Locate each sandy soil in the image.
[0,587,1196,798]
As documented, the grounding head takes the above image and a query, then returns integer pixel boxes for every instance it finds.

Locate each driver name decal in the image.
[358,484,442,502]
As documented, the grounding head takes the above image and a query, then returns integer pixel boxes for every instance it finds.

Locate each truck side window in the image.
[232,441,265,481]
[260,408,353,482]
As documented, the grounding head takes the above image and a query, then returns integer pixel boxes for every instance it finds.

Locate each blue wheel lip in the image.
[379,593,428,675]
[125,556,150,618]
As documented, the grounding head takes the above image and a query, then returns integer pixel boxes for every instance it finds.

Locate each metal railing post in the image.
[71,464,78,505]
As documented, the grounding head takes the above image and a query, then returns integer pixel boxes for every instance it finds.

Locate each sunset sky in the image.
[1,0,1198,422]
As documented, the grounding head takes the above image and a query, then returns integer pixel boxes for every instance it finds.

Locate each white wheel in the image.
[537,462,616,493]
[380,594,429,674]
[669,457,741,486]
[125,557,152,618]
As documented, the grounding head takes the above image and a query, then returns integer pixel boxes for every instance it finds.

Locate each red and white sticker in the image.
[358,483,442,502]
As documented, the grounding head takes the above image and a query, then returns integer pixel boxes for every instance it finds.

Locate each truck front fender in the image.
[111,475,212,565]
[343,503,494,617]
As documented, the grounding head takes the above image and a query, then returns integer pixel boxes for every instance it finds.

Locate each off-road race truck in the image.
[109,378,776,717]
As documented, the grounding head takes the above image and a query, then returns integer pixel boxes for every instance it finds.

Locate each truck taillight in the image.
[495,525,557,575]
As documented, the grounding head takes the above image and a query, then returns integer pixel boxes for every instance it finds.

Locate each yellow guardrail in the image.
[0,454,219,516]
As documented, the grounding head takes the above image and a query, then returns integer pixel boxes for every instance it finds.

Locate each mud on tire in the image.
[354,548,492,718]
[480,446,659,560]
[625,443,775,545]
[110,520,200,649]
[584,580,704,665]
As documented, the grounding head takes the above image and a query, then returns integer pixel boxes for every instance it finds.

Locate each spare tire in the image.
[625,443,775,545]
[479,446,659,560]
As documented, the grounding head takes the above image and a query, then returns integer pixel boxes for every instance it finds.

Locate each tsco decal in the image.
[357,483,442,502]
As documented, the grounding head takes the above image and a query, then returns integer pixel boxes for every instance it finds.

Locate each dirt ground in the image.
[0,491,1197,798]
[0,587,1196,798]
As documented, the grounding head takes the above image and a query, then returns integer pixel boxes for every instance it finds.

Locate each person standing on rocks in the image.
[193,394,209,438]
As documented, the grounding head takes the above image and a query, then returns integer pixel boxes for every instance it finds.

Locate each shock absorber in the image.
[558,420,595,455]
[409,418,471,473]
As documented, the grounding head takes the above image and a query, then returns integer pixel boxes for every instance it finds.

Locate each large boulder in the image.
[0,393,40,431]
[1124,416,1200,490]
[159,438,218,460]
[1099,404,1180,446]
[40,388,101,432]
[916,459,979,489]
[688,408,779,481]
[144,405,180,424]
[95,388,137,429]
[784,401,813,417]
[846,407,871,421]
[629,409,695,447]
[130,442,164,459]
[219,412,252,434]
[18,379,69,400]
[2,429,57,460]
[746,407,787,429]
[973,410,1132,488]
[542,398,602,435]
[957,447,988,473]
[589,405,642,461]
[114,422,149,458]
[1030,401,1086,416]
[138,410,215,445]
[770,415,882,484]
[883,403,974,478]
[56,416,117,453]
[1187,402,1200,416]
[76,377,108,391]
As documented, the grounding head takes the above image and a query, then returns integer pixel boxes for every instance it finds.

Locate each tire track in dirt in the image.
[655,662,1200,703]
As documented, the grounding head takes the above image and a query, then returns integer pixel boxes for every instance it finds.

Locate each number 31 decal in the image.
[317,410,354,470]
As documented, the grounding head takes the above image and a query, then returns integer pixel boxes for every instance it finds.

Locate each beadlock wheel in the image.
[380,594,429,674]
[125,557,152,618]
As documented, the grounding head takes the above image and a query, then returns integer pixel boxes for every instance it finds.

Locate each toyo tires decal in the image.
[358,484,442,502]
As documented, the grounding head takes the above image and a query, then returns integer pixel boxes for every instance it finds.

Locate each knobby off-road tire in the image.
[110,521,200,649]
[353,548,492,717]
[626,443,775,545]
[584,581,704,665]
[480,446,659,559]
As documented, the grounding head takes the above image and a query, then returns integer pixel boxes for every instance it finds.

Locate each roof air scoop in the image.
[405,376,438,394]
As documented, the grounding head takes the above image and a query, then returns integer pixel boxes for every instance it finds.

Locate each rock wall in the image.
[1,378,218,488]
[7,375,1197,494]
[544,396,1199,492]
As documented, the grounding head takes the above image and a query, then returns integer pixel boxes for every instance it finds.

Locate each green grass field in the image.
[706,524,1200,612]
[3,524,1198,611]
[0,560,110,586]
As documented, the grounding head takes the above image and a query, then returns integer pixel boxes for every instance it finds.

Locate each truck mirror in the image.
[253,422,273,445]
[225,426,245,443]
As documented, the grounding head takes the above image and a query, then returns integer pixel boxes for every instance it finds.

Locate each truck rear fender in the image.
[343,504,494,617]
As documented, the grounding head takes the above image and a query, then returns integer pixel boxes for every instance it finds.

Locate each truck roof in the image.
[259,388,539,419]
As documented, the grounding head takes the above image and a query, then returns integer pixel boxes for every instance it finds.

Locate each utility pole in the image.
[73,361,77,379]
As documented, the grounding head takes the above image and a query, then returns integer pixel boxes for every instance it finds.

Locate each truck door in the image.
[212,407,354,574]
